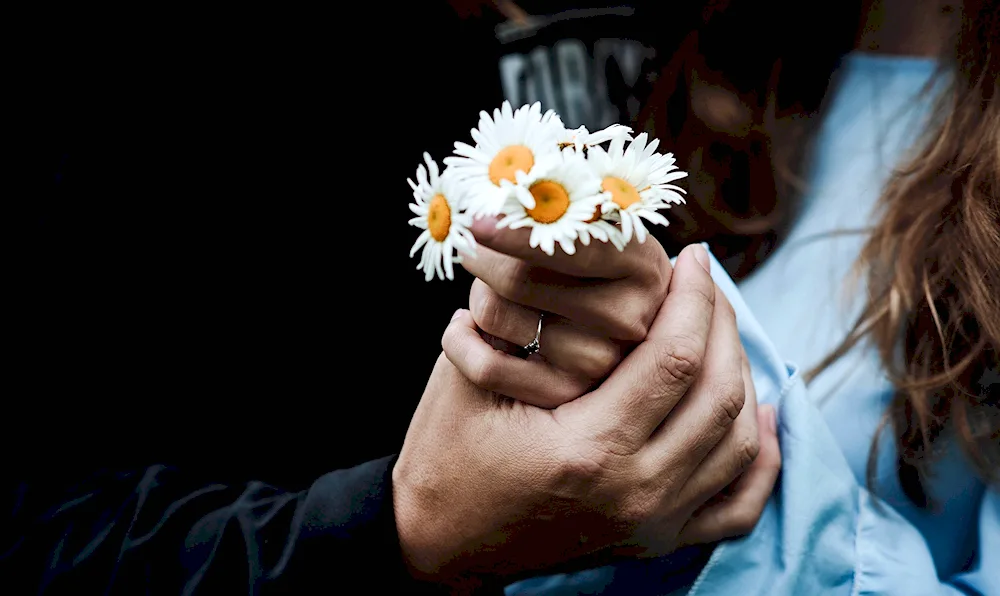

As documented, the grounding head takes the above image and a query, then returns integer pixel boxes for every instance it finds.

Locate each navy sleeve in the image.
[1,456,461,594]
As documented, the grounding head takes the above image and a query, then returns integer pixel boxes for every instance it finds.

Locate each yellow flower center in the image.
[526,181,570,224]
[602,176,642,209]
[427,194,451,242]
[488,145,534,186]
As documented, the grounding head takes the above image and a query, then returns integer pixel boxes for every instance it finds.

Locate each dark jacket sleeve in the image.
[1,456,458,594]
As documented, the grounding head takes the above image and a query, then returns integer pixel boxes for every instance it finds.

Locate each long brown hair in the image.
[639,1,862,278]
[643,0,999,505]
[810,0,1000,505]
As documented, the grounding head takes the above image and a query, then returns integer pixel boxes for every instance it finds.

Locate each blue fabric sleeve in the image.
[508,248,996,595]
[850,489,999,595]
[687,250,998,596]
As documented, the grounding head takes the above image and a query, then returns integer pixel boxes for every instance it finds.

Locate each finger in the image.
[442,309,590,408]
[643,286,750,482]
[670,337,757,503]
[563,244,714,446]
[470,217,665,279]
[469,278,543,347]
[677,404,781,546]
[469,279,623,380]
[463,243,667,341]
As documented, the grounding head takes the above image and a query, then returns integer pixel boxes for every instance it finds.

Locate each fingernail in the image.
[451,309,464,322]
[684,244,710,273]
[766,405,777,433]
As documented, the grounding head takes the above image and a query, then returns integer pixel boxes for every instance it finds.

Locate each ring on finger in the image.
[520,312,545,358]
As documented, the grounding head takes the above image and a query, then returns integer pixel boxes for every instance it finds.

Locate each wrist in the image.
[391,462,434,578]
[392,460,487,589]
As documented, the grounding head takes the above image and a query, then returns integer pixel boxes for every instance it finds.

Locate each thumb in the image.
[438,309,508,412]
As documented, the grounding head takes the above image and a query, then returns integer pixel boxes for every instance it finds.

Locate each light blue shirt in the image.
[507,53,998,595]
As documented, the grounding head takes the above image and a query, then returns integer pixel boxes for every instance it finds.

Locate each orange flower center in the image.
[488,145,534,186]
[526,181,570,224]
[601,176,641,209]
[427,194,451,241]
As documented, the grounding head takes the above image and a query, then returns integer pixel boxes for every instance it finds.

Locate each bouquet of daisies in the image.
[408,101,688,281]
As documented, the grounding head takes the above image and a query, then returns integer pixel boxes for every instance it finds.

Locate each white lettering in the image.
[528,46,560,115]
[499,53,529,108]
[553,39,591,128]
[499,38,655,130]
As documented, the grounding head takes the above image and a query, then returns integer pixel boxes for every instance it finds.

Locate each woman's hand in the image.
[395,246,780,590]
[459,216,677,406]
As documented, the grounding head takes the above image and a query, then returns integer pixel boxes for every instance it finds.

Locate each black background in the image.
[19,3,699,488]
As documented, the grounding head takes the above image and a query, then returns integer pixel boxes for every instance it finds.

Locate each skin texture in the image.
[459,217,672,406]
[394,246,780,590]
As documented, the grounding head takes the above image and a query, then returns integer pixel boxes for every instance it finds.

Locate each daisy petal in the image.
[634,217,649,244]
[443,239,455,280]
[620,211,634,243]
[410,229,431,257]
[558,236,576,255]
[637,210,670,227]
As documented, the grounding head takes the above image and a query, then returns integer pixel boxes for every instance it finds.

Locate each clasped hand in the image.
[454,216,670,406]
[393,222,781,590]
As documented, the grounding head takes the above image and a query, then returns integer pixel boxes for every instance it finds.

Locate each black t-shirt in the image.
[491,2,694,130]
[21,3,698,487]
[11,7,718,591]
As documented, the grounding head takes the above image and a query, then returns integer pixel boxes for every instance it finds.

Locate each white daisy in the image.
[558,123,633,152]
[587,132,688,244]
[444,101,564,217]
[497,148,607,256]
[408,153,477,281]
[579,217,627,252]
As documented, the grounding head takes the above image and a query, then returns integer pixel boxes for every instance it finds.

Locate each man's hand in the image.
[393,245,780,590]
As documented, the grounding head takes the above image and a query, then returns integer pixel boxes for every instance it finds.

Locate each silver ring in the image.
[521,313,544,357]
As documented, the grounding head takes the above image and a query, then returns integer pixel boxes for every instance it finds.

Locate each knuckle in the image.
[440,320,460,353]
[621,316,650,343]
[467,349,500,390]
[578,341,622,380]
[491,259,531,301]
[643,243,671,294]
[551,444,616,497]
[651,336,703,387]
[654,271,670,308]
[735,433,761,473]
[729,513,756,536]
[558,447,608,480]
[471,283,505,335]
[617,299,654,342]
[712,381,746,429]
[730,503,763,535]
